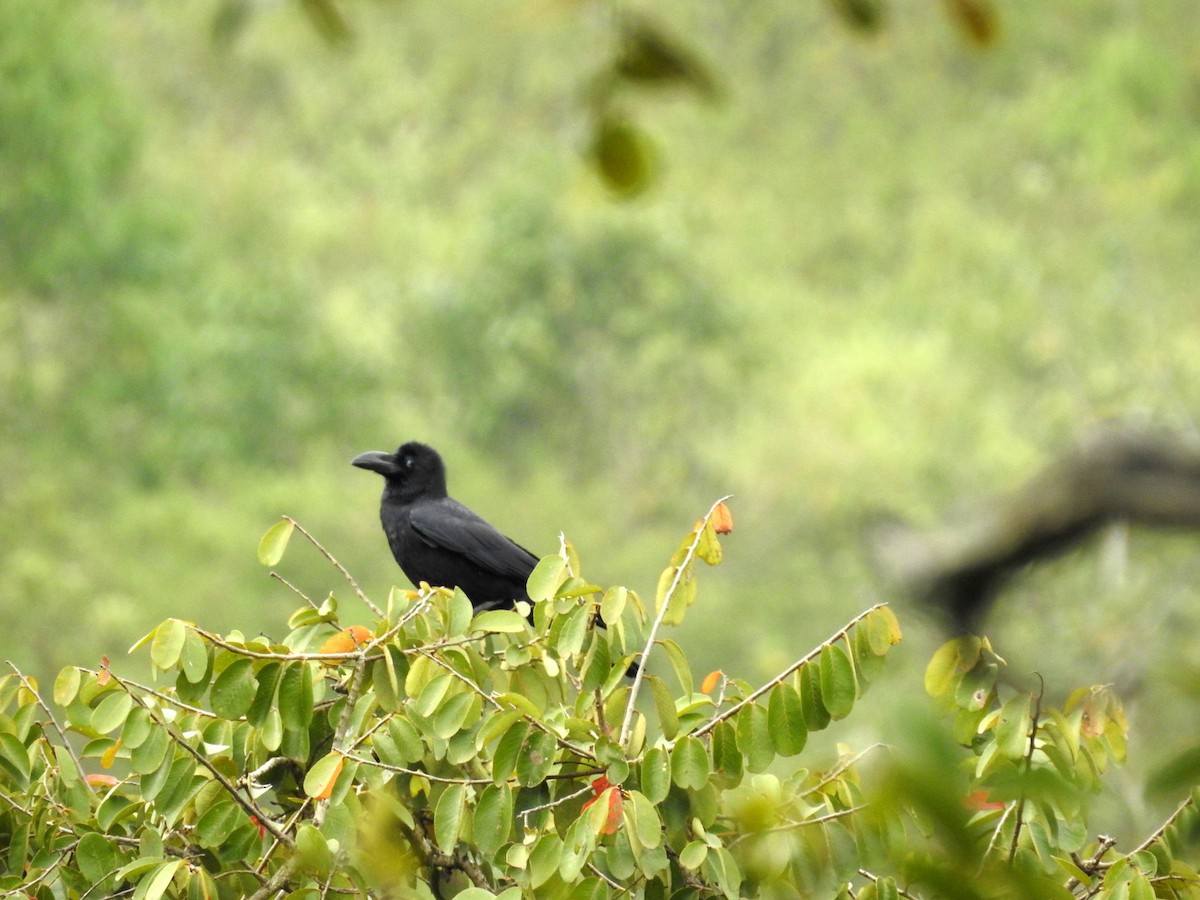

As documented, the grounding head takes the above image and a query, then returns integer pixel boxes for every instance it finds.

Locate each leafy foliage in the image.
[2,502,1198,898]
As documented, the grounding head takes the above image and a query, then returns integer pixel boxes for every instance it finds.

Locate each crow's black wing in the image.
[409,498,538,580]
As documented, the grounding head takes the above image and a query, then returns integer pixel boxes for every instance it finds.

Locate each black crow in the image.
[352,442,539,613]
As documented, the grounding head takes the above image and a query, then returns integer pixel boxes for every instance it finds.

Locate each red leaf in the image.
[86,773,119,788]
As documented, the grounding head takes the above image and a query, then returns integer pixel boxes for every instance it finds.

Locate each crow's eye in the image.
[403,456,415,470]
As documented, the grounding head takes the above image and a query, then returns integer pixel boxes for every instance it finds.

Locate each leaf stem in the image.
[618,495,732,749]
[688,603,889,742]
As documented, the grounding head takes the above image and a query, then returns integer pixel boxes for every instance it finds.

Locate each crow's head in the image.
[352,441,448,502]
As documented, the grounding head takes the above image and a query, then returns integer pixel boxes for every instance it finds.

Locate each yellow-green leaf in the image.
[150,618,187,671]
[527,555,567,605]
[470,609,528,635]
[257,518,295,566]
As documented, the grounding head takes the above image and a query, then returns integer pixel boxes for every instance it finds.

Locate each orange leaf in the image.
[965,790,1005,811]
[712,502,733,534]
[319,625,374,655]
[700,670,723,695]
[98,656,112,686]
[314,756,344,800]
[601,787,623,834]
[101,738,122,770]
[86,773,120,788]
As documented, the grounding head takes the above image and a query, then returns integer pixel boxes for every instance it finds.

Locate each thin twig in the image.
[270,570,318,609]
[619,496,732,749]
[689,603,889,742]
[1133,795,1194,856]
[416,648,593,760]
[284,516,385,617]
[105,670,292,848]
[7,661,84,778]
[1007,674,1044,865]
[1066,835,1118,894]
[800,744,885,800]
[78,668,219,719]
[857,868,924,900]
[519,782,594,826]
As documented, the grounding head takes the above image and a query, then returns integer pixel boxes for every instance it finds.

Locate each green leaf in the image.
[179,628,210,683]
[491,720,529,784]
[470,609,529,634]
[626,790,663,848]
[0,732,31,789]
[736,703,774,773]
[150,618,188,671]
[695,520,722,566]
[257,518,294,566]
[138,859,183,900]
[671,735,711,790]
[600,586,627,626]
[247,661,282,727]
[53,666,82,706]
[91,690,134,735]
[711,720,743,787]
[304,751,344,798]
[767,683,807,757]
[660,639,693,695]
[656,563,697,626]
[866,606,902,655]
[375,715,424,767]
[434,783,468,852]
[433,691,482,740]
[646,675,679,740]
[554,603,591,660]
[210,658,256,719]
[640,746,671,804]
[194,800,244,849]
[798,663,831,732]
[679,840,708,870]
[527,555,567,605]
[474,782,514,857]
[295,822,334,877]
[121,705,153,749]
[590,113,658,199]
[278,661,314,730]
[129,723,170,775]
[517,729,558,787]
[76,831,118,888]
[995,692,1033,760]
[447,588,474,636]
[413,673,453,718]
[529,833,564,888]
[924,636,983,697]
[819,643,856,720]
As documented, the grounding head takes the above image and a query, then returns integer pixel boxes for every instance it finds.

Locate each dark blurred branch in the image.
[867,425,1200,632]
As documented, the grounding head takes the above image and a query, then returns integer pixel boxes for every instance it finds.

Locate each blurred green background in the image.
[3,0,1199,829]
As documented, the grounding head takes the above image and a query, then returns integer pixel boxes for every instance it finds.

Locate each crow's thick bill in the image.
[352,442,539,613]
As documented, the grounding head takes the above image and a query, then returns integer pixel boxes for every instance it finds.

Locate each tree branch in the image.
[867,425,1200,631]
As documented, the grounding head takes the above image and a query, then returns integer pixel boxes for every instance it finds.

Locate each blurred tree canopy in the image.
[1,2,1199,856]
